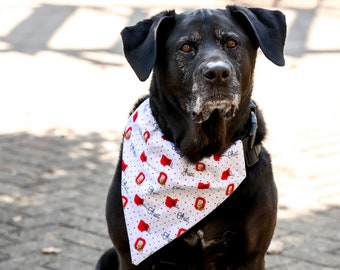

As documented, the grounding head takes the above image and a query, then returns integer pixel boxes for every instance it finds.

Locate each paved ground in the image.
[0,0,340,269]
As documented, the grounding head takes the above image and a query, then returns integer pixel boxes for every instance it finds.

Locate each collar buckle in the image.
[242,101,261,167]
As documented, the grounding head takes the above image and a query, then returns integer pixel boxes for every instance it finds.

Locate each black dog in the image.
[96,5,286,270]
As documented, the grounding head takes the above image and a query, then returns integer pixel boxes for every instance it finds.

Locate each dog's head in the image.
[121,6,286,124]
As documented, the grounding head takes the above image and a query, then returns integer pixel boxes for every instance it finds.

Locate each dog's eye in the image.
[180,44,193,53]
[226,39,238,49]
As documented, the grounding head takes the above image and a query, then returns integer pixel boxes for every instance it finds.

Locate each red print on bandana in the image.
[213,154,222,161]
[226,184,235,195]
[135,172,145,185]
[194,197,206,210]
[137,220,150,232]
[124,127,132,140]
[134,238,146,251]
[221,168,231,180]
[157,172,168,185]
[165,196,178,208]
[133,111,138,122]
[140,151,147,162]
[122,196,128,208]
[197,182,210,189]
[195,162,206,171]
[143,131,150,142]
[177,228,187,237]
[122,160,128,171]
[134,194,144,206]
[160,155,172,166]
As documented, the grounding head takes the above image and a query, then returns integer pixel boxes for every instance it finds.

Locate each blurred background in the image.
[0,0,339,269]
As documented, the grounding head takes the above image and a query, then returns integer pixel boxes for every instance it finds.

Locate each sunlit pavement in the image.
[0,0,340,269]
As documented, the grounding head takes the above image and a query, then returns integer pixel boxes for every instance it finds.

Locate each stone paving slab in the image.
[0,0,340,269]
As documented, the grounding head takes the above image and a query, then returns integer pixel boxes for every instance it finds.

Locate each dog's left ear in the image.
[121,11,175,81]
[229,6,286,66]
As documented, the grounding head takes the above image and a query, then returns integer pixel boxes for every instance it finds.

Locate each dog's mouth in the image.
[191,95,240,123]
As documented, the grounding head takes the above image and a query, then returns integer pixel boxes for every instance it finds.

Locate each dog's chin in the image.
[191,101,239,123]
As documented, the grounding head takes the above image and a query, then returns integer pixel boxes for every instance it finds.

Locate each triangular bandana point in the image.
[121,99,246,265]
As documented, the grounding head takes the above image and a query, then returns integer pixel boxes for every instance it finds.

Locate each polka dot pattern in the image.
[121,99,246,265]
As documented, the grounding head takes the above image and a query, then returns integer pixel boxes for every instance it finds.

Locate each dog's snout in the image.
[203,62,231,83]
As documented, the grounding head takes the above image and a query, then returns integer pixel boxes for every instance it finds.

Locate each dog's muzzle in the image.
[191,99,239,123]
[190,61,240,123]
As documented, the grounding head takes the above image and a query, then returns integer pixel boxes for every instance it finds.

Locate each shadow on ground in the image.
[0,3,149,67]
[0,131,121,269]
[1,1,339,67]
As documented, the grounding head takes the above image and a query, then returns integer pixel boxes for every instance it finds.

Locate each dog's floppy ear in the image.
[121,11,175,81]
[229,6,286,66]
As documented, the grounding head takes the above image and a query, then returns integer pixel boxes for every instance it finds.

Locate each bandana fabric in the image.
[121,99,246,265]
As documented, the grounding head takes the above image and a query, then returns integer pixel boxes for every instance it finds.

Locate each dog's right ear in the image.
[121,11,175,82]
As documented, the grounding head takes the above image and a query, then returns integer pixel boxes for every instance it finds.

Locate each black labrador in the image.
[96,5,286,270]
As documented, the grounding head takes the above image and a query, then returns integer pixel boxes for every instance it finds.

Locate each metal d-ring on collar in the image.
[242,101,262,167]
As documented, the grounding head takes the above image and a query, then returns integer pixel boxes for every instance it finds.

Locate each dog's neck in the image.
[149,90,258,163]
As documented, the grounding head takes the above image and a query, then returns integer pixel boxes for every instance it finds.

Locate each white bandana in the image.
[121,99,246,265]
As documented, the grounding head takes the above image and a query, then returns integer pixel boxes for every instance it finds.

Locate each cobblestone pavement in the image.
[1,0,340,269]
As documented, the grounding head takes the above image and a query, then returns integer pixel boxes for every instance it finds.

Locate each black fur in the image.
[97,5,286,270]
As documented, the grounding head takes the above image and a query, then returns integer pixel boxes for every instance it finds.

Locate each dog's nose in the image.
[203,61,231,83]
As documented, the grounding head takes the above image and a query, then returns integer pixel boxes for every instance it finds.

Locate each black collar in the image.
[242,101,261,167]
